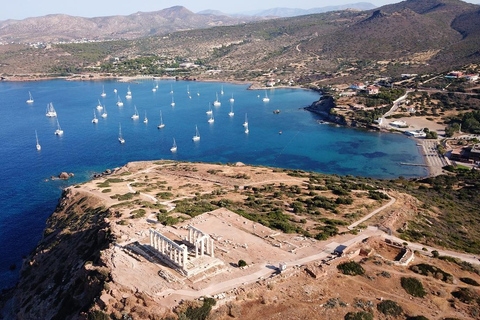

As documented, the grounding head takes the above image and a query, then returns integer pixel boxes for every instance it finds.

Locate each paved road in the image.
[380,91,411,127]
[383,233,480,266]
[155,228,384,300]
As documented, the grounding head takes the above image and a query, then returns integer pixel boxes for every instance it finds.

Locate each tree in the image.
[238,259,247,267]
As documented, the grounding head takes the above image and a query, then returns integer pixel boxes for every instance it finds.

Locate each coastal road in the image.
[380,91,411,127]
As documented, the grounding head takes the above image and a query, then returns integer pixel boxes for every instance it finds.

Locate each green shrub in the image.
[130,209,146,219]
[451,287,480,304]
[460,277,480,286]
[377,300,403,317]
[344,311,374,320]
[183,297,216,320]
[337,261,365,276]
[156,213,179,226]
[88,310,109,320]
[110,193,136,201]
[401,277,427,297]
[101,189,111,193]
[238,260,247,267]
[410,264,453,283]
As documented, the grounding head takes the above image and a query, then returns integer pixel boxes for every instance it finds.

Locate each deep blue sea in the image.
[0,79,427,290]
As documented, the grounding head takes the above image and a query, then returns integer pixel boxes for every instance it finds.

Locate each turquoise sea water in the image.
[0,79,427,289]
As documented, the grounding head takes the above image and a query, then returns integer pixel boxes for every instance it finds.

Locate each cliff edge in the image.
[1,189,113,320]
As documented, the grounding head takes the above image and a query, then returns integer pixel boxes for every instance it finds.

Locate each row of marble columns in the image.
[149,229,188,268]
[187,226,214,258]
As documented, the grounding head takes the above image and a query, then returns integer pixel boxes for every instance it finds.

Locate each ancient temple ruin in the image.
[187,226,215,258]
[149,229,189,268]
[148,225,218,275]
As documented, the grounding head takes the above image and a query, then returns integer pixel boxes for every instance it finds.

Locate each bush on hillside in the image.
[377,300,403,317]
[337,261,365,276]
[401,277,427,298]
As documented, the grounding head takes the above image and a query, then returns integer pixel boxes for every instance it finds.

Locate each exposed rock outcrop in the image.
[304,95,347,126]
[2,189,113,319]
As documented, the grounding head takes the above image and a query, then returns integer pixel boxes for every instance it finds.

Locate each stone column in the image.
[211,238,214,258]
[183,247,187,267]
[201,238,205,256]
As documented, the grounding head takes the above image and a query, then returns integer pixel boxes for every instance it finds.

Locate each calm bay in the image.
[0,79,427,289]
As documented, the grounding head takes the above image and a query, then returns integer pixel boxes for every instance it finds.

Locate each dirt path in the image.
[348,193,396,230]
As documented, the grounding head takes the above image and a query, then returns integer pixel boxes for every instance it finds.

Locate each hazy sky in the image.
[1,0,479,20]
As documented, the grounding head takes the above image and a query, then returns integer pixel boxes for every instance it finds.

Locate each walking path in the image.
[347,193,396,230]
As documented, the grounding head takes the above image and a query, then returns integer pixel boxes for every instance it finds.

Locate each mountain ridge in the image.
[0,6,263,43]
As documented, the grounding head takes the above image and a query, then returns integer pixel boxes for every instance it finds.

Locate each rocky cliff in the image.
[1,189,113,319]
[304,95,347,126]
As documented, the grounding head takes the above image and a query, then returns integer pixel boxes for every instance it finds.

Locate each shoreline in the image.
[4,73,439,178]
[1,73,308,91]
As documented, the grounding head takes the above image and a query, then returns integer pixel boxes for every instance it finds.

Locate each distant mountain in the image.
[309,0,480,64]
[197,9,229,16]
[0,6,261,43]
[239,2,376,17]
[1,0,480,76]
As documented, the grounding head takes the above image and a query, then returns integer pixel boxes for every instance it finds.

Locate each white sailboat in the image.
[228,104,234,117]
[220,85,224,95]
[206,103,213,115]
[131,105,139,120]
[187,85,190,95]
[213,93,221,107]
[45,102,57,117]
[117,97,123,107]
[152,83,157,92]
[35,130,41,151]
[244,123,249,134]
[92,109,99,124]
[157,111,165,129]
[208,112,214,124]
[101,85,106,97]
[113,88,117,94]
[116,97,124,107]
[96,100,103,111]
[229,93,234,103]
[170,85,173,94]
[118,123,125,144]
[126,86,132,99]
[26,91,34,104]
[55,118,63,135]
[170,138,177,152]
[171,96,175,107]
[192,125,200,141]
[262,91,270,102]
[143,111,148,124]
[101,105,108,118]
[243,113,248,127]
